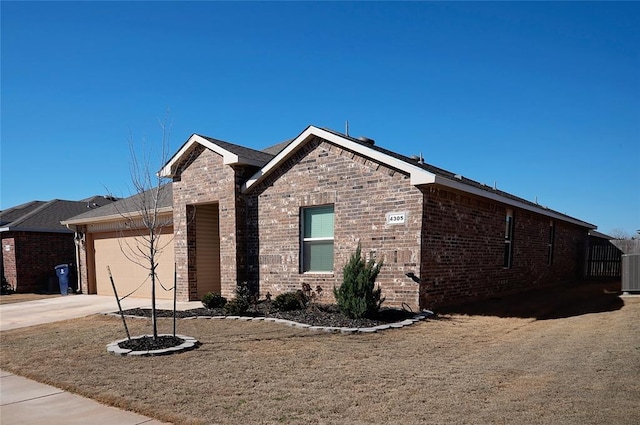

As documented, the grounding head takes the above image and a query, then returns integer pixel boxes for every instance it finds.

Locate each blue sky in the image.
[2,1,639,236]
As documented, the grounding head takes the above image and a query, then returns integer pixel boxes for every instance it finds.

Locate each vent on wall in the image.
[622,254,640,293]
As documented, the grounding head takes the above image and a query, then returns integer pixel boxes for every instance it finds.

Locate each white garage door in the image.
[93,228,175,300]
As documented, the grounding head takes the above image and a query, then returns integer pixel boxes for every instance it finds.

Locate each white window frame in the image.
[301,205,334,274]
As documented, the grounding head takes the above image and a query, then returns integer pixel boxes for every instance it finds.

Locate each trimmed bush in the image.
[333,244,385,319]
[201,292,227,309]
[273,291,305,311]
[223,282,252,315]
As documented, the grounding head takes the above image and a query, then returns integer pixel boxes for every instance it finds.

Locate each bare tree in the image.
[609,228,632,240]
[111,116,174,340]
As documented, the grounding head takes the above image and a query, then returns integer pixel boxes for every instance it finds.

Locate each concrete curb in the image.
[106,334,200,357]
[107,309,434,334]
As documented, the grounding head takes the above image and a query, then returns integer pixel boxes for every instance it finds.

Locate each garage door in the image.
[93,228,175,300]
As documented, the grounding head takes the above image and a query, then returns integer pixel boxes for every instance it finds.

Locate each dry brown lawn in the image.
[0,292,61,305]
[1,281,639,425]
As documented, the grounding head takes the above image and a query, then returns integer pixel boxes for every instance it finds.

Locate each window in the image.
[302,205,334,272]
[547,220,555,266]
[503,209,514,268]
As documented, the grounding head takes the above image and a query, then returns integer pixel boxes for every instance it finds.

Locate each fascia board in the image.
[160,134,263,177]
[242,126,436,192]
[433,176,595,229]
[61,207,173,226]
[0,227,72,234]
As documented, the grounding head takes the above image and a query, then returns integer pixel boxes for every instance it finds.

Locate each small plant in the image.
[333,244,385,319]
[223,282,252,315]
[273,291,305,311]
[201,292,227,309]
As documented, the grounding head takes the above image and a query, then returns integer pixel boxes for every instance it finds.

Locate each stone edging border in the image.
[106,309,435,335]
[107,334,199,357]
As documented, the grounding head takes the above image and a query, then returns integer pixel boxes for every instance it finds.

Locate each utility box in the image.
[621,254,640,293]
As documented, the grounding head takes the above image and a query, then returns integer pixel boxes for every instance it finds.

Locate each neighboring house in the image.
[1,196,115,293]
[62,185,174,300]
[152,125,596,310]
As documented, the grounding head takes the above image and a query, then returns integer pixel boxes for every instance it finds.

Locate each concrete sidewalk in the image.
[0,370,170,425]
[0,294,202,424]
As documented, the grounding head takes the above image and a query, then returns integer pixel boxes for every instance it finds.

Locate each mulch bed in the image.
[118,302,417,351]
[121,301,417,329]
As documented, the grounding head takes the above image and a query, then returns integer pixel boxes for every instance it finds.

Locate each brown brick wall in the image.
[247,137,424,309]
[419,186,588,307]
[168,135,590,310]
[172,145,259,301]
[1,231,76,293]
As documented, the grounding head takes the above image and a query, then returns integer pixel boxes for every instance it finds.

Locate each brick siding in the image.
[165,134,590,309]
[420,186,588,307]
[247,137,424,309]
[1,231,76,293]
[172,145,260,301]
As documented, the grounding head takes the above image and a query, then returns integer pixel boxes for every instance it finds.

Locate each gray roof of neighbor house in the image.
[0,197,115,233]
[62,184,173,225]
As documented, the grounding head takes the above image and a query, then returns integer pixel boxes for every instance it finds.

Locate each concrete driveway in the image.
[0,294,202,332]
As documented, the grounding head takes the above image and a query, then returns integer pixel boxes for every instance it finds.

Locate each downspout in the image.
[65,224,83,294]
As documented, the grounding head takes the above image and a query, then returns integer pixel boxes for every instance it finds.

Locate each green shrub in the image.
[223,282,252,315]
[333,244,385,319]
[223,297,250,315]
[201,292,227,309]
[273,291,305,311]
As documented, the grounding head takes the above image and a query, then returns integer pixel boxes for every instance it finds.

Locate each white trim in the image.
[159,134,264,178]
[433,175,594,228]
[0,227,73,234]
[241,125,593,229]
[242,126,436,192]
[61,207,173,227]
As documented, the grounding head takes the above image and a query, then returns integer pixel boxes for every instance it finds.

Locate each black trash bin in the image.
[54,264,70,295]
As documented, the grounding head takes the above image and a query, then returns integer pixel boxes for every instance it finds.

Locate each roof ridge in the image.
[197,133,271,156]
[4,199,60,228]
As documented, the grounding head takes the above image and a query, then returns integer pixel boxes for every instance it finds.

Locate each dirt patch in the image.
[1,282,638,425]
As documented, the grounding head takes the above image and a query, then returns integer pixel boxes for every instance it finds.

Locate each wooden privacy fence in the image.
[587,240,621,278]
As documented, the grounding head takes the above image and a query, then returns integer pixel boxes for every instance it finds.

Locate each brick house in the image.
[156,125,595,310]
[1,196,114,293]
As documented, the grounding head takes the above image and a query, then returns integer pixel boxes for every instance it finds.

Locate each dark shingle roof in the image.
[0,196,115,233]
[63,184,173,224]
[261,139,293,156]
[0,201,46,226]
[198,135,274,166]
[316,127,594,228]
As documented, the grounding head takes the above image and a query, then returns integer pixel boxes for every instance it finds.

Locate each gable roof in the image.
[62,184,173,226]
[1,197,115,233]
[159,134,274,178]
[242,125,595,229]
